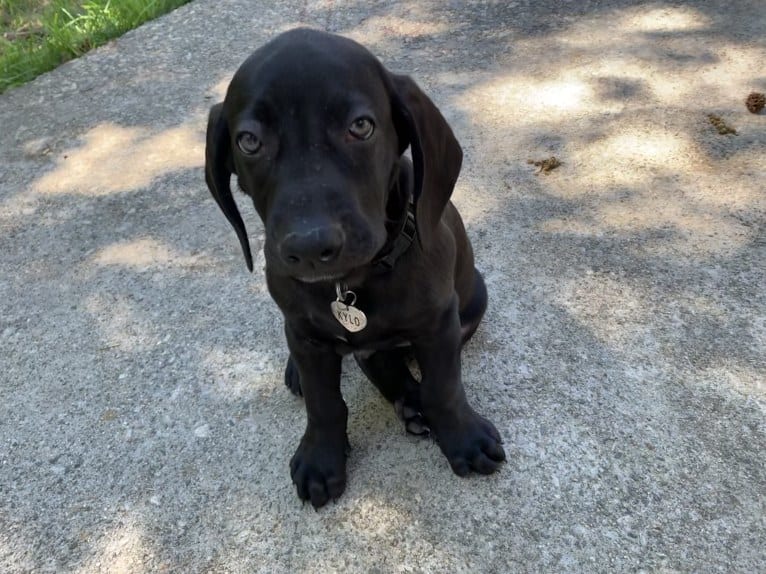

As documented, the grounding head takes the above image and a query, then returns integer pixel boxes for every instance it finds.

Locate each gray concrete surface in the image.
[1,0,765,572]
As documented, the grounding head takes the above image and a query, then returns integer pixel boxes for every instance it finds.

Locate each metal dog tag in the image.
[331,283,367,333]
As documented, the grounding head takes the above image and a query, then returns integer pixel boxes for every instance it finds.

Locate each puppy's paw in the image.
[433,409,505,476]
[289,434,347,509]
[394,387,430,437]
[284,355,302,397]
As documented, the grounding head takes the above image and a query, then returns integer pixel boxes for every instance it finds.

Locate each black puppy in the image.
[205,28,505,508]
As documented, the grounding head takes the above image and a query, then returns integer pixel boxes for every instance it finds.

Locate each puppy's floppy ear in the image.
[389,73,463,248]
[205,103,253,272]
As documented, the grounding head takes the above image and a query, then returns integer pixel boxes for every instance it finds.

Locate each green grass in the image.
[0,0,191,93]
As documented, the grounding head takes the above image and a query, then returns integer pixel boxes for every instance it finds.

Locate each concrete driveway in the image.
[1,1,764,572]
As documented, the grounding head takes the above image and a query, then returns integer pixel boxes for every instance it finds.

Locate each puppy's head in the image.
[205,28,462,282]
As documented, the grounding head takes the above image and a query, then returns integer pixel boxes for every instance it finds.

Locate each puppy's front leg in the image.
[285,324,348,508]
[414,296,506,476]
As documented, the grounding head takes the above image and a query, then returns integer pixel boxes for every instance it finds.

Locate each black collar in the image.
[372,204,416,271]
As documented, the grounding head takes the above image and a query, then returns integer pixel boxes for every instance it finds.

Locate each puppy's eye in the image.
[237,131,262,155]
[348,117,374,140]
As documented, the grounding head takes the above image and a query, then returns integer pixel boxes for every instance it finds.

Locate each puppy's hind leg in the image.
[459,268,488,346]
[284,355,302,396]
[354,348,429,436]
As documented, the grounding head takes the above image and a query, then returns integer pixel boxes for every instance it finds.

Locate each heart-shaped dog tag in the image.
[331,300,367,332]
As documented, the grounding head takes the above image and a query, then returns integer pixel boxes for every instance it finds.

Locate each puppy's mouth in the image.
[295,272,347,284]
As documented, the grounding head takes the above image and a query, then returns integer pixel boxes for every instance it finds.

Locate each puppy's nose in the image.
[279,224,345,266]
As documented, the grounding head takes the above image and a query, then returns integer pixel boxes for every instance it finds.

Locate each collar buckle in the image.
[373,205,416,271]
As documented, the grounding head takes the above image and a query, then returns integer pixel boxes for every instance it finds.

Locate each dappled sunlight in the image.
[686,170,766,212]
[459,74,596,127]
[200,347,283,399]
[456,4,756,124]
[694,365,765,396]
[534,79,591,112]
[2,1,765,572]
[450,181,499,229]
[209,75,233,102]
[642,42,766,106]
[320,496,454,573]
[562,123,698,190]
[554,276,654,350]
[454,2,764,259]
[93,237,212,271]
[75,516,153,574]
[337,496,412,536]
[458,3,761,120]
[0,192,39,230]
[344,15,449,46]
[33,121,204,196]
[85,294,158,353]
[598,195,735,252]
[540,187,754,257]
[556,275,765,397]
[584,128,694,171]
[619,6,711,33]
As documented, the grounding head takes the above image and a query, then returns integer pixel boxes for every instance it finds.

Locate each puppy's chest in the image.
[304,289,416,351]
